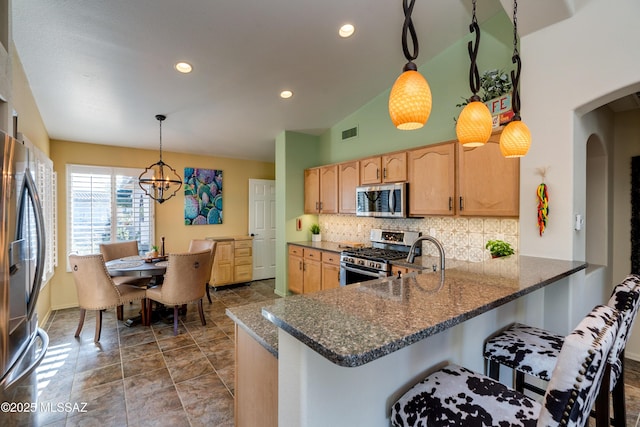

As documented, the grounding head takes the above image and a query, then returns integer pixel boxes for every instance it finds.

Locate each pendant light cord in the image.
[401,0,419,71]
[467,0,481,99]
[510,0,522,118]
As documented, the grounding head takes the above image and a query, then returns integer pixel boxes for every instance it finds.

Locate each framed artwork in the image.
[184,168,223,225]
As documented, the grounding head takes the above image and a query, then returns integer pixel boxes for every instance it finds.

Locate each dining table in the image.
[105,256,168,326]
[105,255,168,279]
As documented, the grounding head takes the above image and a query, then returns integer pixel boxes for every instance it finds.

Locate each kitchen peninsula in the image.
[228,255,588,427]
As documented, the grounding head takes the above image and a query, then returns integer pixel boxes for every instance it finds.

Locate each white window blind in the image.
[67,165,154,258]
[22,136,58,285]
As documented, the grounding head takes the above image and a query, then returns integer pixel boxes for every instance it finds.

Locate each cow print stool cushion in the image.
[391,364,540,427]
[484,322,562,381]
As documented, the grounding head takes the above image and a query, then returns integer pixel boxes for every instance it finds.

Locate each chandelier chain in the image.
[468,0,481,96]
[155,114,166,162]
[401,0,419,63]
[472,0,478,25]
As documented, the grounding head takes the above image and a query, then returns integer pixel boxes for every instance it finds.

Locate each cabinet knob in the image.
[449,197,453,211]
[459,196,464,211]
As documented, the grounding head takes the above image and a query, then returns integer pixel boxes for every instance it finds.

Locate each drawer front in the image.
[289,245,303,256]
[235,264,253,281]
[304,248,322,261]
[235,247,252,257]
[235,256,252,266]
[235,239,253,249]
[322,251,340,265]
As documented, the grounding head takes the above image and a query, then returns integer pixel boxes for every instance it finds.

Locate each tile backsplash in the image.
[318,215,518,262]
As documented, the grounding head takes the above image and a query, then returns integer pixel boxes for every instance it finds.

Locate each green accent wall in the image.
[275,131,320,296]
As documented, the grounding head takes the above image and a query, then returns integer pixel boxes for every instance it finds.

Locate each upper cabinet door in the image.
[360,156,382,185]
[319,165,338,213]
[338,161,359,214]
[457,139,520,216]
[382,152,407,183]
[304,168,320,213]
[407,142,456,216]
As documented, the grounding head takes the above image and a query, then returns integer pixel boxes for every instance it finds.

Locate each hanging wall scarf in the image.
[536,168,549,236]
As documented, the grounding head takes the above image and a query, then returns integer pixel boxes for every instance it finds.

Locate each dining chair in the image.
[145,250,211,335]
[391,304,621,427]
[99,240,152,288]
[483,274,640,427]
[69,254,148,342]
[188,239,217,303]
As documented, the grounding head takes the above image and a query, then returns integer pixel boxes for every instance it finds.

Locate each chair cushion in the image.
[112,275,152,288]
[116,284,147,303]
[391,364,540,427]
[483,323,563,381]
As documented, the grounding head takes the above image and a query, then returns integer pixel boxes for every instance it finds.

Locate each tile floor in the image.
[2,278,640,426]
[2,279,279,427]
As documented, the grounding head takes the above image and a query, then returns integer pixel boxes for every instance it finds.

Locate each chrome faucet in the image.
[406,235,446,271]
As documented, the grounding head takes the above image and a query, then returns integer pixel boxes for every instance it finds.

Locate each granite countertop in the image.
[226,301,279,358]
[288,241,354,253]
[262,256,586,368]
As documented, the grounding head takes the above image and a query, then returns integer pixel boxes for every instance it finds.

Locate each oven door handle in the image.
[341,264,384,278]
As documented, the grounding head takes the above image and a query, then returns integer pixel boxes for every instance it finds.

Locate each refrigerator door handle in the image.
[18,169,46,322]
[0,328,48,390]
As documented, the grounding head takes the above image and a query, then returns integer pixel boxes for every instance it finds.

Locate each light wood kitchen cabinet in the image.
[391,265,420,277]
[407,142,456,216]
[303,248,322,294]
[212,240,234,286]
[321,251,341,290]
[288,245,341,294]
[235,326,277,427]
[304,165,338,214]
[210,236,253,288]
[287,245,304,294]
[360,152,407,185]
[338,161,359,214]
[234,238,253,283]
[457,139,520,216]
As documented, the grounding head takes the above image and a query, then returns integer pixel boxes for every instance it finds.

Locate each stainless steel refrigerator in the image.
[0,130,48,391]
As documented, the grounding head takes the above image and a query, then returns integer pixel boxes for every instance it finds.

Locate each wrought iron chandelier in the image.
[138,114,183,204]
[388,0,432,130]
[456,0,493,147]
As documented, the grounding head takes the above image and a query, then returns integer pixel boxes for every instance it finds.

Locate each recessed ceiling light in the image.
[280,90,293,99]
[175,62,193,73]
[339,24,355,38]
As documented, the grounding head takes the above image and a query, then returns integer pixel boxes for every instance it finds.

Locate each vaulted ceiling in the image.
[12,0,579,162]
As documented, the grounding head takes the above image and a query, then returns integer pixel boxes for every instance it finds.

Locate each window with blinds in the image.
[67,165,154,258]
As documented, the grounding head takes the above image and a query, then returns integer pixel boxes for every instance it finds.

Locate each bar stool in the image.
[391,304,621,427]
[483,274,640,427]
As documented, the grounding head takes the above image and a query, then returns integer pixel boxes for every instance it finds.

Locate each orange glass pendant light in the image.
[499,0,531,157]
[456,0,492,147]
[500,119,531,157]
[388,0,432,130]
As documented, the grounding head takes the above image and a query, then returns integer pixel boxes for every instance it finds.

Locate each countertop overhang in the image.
[262,256,586,367]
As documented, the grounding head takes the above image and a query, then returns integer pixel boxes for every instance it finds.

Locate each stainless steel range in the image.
[339,229,421,285]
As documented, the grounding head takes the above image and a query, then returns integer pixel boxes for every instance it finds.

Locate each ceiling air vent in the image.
[341,125,358,141]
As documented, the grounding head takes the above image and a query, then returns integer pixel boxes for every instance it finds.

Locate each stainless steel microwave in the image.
[356,183,406,218]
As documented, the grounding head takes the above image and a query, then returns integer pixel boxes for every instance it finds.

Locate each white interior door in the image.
[248,179,276,280]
